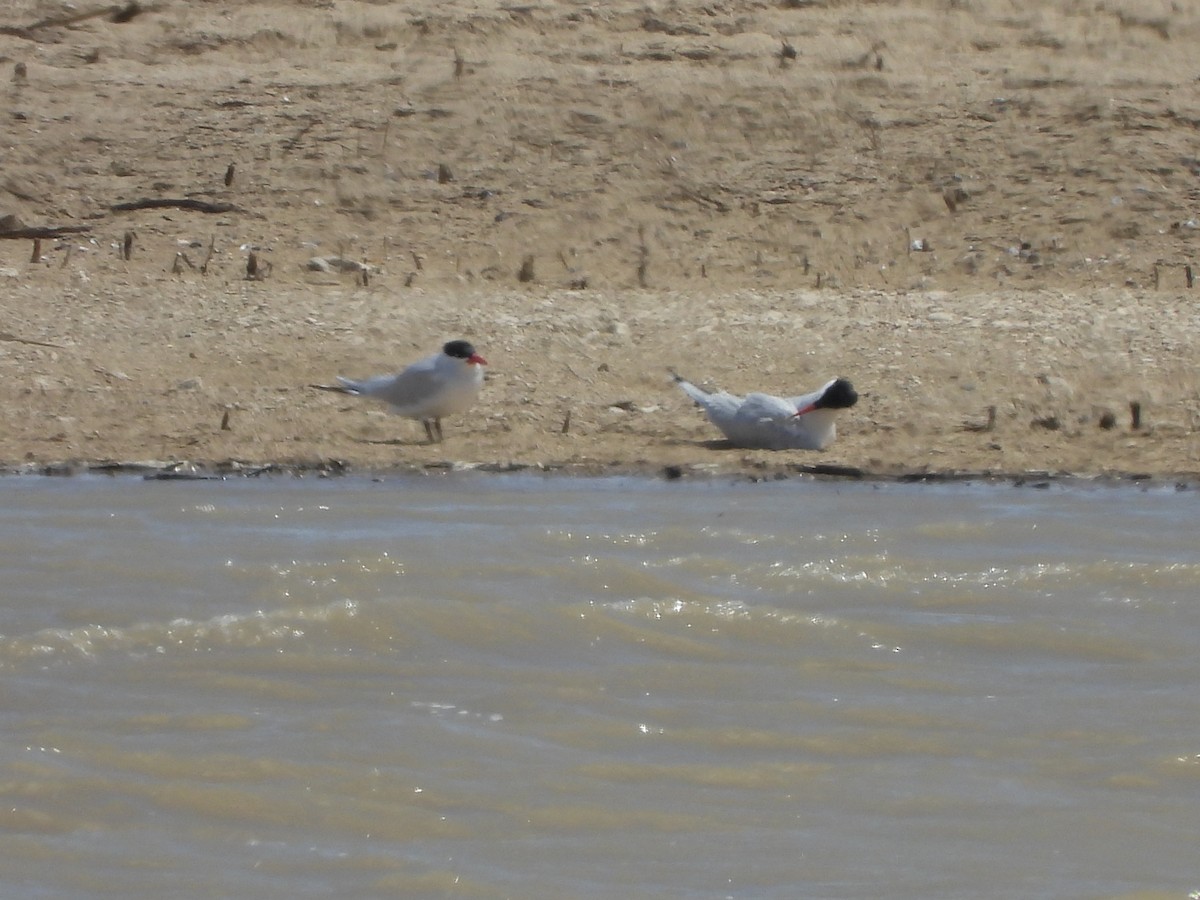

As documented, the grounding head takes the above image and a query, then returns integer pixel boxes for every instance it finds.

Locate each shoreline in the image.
[4,456,1195,489]
[3,281,1199,484]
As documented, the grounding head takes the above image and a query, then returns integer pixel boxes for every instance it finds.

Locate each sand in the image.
[2,0,1199,481]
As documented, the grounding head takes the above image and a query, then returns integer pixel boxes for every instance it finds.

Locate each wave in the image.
[0,600,359,668]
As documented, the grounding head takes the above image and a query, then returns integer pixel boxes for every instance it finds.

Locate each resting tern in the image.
[318,340,487,443]
[672,371,858,450]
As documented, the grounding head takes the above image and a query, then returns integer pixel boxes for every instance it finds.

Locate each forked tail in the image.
[668,368,710,404]
[310,378,358,395]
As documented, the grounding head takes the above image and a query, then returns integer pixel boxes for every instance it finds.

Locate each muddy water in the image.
[0,474,1196,899]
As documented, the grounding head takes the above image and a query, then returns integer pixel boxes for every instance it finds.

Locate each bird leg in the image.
[422,419,444,443]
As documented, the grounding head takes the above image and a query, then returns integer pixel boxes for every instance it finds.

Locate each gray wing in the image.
[336,354,446,414]
[673,372,841,450]
[726,392,834,449]
[736,392,799,423]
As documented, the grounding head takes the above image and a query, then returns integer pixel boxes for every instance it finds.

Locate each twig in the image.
[0,2,145,39]
[281,117,320,155]
[674,185,730,213]
[0,224,92,239]
[0,331,63,348]
[564,362,592,383]
[111,198,244,214]
[636,225,649,287]
[200,236,216,274]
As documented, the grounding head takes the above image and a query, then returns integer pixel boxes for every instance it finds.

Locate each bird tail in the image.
[669,369,710,405]
[311,378,358,395]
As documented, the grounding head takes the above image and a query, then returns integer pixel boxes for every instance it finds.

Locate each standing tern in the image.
[317,340,487,443]
[672,371,858,450]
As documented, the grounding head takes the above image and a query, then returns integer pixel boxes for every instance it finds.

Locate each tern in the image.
[317,340,487,443]
[672,371,858,450]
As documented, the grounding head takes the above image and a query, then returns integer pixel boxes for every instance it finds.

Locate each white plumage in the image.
[321,340,487,443]
[673,372,858,450]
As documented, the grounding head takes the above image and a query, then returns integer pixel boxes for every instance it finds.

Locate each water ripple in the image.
[0,600,359,667]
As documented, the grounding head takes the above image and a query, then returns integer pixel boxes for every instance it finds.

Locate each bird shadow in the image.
[660,437,737,451]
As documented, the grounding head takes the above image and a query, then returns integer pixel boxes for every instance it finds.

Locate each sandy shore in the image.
[2,0,1199,480]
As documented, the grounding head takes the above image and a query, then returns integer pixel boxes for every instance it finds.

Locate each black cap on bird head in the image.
[442,339,488,366]
[815,378,858,410]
